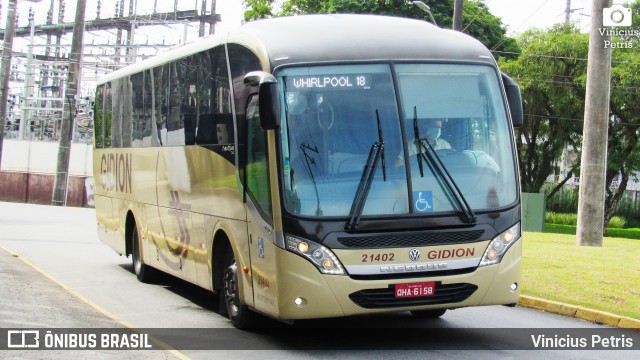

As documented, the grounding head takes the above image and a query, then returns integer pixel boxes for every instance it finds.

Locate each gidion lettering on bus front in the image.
[100,153,132,194]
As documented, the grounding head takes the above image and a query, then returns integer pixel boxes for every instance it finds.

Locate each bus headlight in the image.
[285,235,345,275]
[479,223,520,267]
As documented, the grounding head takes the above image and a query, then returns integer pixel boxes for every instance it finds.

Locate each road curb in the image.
[518,295,640,330]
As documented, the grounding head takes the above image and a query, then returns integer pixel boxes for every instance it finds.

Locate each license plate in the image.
[394,281,435,299]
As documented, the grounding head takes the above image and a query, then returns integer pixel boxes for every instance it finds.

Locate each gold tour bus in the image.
[93,14,524,329]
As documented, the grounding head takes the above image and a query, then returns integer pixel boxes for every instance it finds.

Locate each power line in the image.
[462,0,491,32]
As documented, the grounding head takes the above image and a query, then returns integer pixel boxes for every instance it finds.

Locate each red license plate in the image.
[394,281,436,299]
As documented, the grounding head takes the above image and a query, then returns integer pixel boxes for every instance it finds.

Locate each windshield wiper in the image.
[346,110,386,231]
[413,108,476,224]
[413,106,425,177]
[299,142,323,216]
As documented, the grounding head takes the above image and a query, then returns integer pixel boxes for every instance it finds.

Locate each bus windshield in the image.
[279,63,517,218]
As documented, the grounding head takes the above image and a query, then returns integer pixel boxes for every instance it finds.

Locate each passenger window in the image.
[195,46,233,146]
[131,72,145,147]
[94,84,106,148]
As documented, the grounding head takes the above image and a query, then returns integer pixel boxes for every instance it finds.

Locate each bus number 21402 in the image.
[361,253,395,263]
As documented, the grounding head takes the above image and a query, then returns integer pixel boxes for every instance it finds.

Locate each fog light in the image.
[322,259,334,270]
[510,282,518,291]
[297,242,309,253]
[294,297,305,306]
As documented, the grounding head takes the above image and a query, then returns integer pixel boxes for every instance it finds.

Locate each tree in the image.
[499,24,588,194]
[246,0,520,59]
[599,0,640,232]
[243,0,275,21]
[500,1,640,234]
[605,52,640,231]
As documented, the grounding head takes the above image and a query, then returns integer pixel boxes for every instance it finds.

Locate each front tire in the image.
[132,224,154,283]
[220,246,259,329]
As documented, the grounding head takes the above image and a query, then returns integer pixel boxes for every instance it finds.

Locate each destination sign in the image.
[286,74,372,90]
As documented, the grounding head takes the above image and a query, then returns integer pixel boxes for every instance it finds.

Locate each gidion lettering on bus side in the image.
[100,153,132,194]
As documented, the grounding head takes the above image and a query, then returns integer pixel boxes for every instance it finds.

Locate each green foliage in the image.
[605,227,640,240]
[543,223,576,235]
[499,24,588,194]
[615,196,640,228]
[545,212,578,226]
[544,223,640,240]
[604,13,640,228]
[545,184,640,228]
[280,0,334,15]
[608,216,627,229]
[249,0,520,60]
[244,0,275,21]
[544,184,579,213]
[546,212,626,229]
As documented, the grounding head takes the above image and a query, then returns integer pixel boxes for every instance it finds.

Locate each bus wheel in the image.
[221,246,257,329]
[132,224,154,283]
[410,309,446,318]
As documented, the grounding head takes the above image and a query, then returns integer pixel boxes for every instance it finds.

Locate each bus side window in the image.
[196,46,233,146]
[245,95,272,219]
[131,72,145,147]
[94,84,106,148]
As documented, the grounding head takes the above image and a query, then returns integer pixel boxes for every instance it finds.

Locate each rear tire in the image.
[220,245,259,329]
[410,309,447,318]
[132,224,154,283]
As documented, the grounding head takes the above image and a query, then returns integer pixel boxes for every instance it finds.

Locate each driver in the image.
[423,118,451,150]
[395,118,451,166]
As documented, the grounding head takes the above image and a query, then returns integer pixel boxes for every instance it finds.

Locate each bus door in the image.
[244,95,279,316]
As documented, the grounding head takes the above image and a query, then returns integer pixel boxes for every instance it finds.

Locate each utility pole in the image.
[199,0,206,37]
[52,0,86,206]
[565,0,572,23]
[209,0,216,34]
[453,0,464,31]
[576,0,612,246]
[19,8,34,140]
[0,0,18,170]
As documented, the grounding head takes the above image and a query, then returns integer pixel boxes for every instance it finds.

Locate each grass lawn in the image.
[521,232,640,320]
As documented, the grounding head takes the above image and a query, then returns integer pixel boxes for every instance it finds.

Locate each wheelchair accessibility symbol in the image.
[413,191,433,212]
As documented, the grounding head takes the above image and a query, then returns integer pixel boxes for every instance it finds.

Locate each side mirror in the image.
[244,71,281,130]
[501,73,523,127]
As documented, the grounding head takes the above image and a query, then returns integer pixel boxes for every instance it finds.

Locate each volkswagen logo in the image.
[408,248,421,261]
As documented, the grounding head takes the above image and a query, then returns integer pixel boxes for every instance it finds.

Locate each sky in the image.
[484,0,629,35]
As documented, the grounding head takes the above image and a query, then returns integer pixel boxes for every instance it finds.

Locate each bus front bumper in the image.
[269,240,521,320]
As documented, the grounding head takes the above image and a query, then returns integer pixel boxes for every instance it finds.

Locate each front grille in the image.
[338,230,485,248]
[349,282,478,309]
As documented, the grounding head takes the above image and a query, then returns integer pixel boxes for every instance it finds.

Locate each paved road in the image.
[0,202,637,359]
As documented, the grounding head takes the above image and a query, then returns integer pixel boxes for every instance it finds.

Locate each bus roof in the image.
[99,14,496,85]
[236,14,496,70]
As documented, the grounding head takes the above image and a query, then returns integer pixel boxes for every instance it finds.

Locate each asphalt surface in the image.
[0,201,638,359]
[0,245,176,359]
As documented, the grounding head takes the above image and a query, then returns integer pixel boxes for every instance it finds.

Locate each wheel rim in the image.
[134,252,142,275]
[223,260,240,318]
